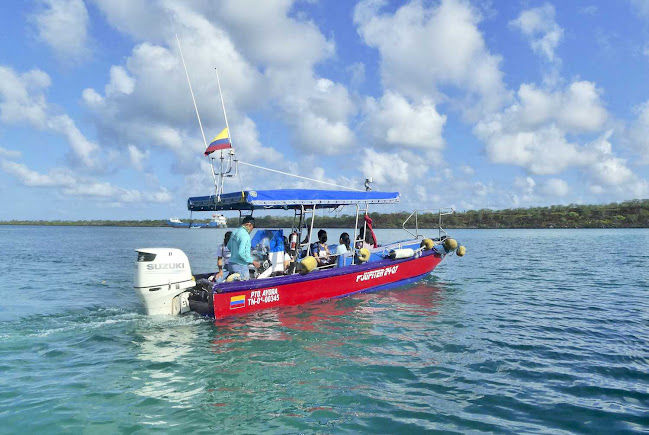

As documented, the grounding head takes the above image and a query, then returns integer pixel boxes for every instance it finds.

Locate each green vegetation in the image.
[3,199,649,228]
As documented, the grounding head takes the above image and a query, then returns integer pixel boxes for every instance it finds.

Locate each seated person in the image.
[211,231,232,282]
[311,229,334,266]
[355,227,375,249]
[335,232,351,267]
[282,236,293,271]
[283,247,298,275]
[335,232,351,255]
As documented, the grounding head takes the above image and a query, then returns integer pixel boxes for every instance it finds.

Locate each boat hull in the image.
[212,250,443,318]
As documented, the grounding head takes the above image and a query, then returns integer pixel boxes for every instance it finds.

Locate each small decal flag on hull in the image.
[230,294,245,309]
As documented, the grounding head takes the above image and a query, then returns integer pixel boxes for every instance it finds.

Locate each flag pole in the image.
[214,67,232,148]
[175,34,218,189]
[214,67,235,200]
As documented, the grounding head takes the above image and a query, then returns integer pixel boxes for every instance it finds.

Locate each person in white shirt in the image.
[335,232,351,267]
[335,232,351,255]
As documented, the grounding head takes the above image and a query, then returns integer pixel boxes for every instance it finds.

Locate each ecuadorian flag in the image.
[230,294,245,309]
[204,127,231,156]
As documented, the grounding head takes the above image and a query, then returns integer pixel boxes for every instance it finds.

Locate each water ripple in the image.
[1,228,649,432]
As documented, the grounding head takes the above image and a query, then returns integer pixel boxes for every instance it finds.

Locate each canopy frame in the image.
[187,189,400,212]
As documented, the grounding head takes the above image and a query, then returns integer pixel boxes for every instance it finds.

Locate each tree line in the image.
[2,199,649,228]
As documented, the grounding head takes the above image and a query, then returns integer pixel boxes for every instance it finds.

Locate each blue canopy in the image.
[187,189,400,211]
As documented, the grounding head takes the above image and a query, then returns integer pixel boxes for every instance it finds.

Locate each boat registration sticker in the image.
[248,288,280,306]
[229,295,246,309]
[356,265,399,282]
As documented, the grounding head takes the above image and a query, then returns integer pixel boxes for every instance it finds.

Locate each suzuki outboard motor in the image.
[134,248,195,315]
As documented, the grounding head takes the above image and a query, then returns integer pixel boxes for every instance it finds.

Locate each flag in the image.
[230,294,245,309]
[204,127,231,156]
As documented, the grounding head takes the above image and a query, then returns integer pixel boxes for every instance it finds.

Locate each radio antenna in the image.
[175,33,217,188]
[213,67,239,201]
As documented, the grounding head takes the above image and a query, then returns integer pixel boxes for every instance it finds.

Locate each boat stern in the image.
[134,248,196,315]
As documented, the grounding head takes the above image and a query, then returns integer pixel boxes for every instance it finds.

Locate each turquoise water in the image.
[0,226,648,433]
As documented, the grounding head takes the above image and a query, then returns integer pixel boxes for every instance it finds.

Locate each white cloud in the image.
[1,159,76,187]
[278,78,356,154]
[515,82,607,133]
[628,100,649,163]
[128,145,149,171]
[585,132,634,187]
[229,116,282,162]
[212,0,334,68]
[539,178,569,196]
[152,188,173,203]
[0,147,21,159]
[47,115,99,168]
[589,158,634,186]
[460,165,475,175]
[581,132,646,199]
[32,0,90,61]
[85,0,354,158]
[105,66,136,97]
[558,82,608,132]
[362,92,446,153]
[291,114,354,156]
[474,80,609,175]
[89,0,168,42]
[630,0,649,19]
[0,66,100,168]
[0,67,50,127]
[81,88,103,106]
[475,120,586,175]
[348,62,366,87]
[510,3,563,63]
[514,176,536,195]
[0,159,172,203]
[354,0,509,118]
[473,181,492,197]
[361,149,410,185]
[589,179,649,200]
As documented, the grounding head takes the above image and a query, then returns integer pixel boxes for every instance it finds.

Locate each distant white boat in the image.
[166,214,227,228]
[210,214,227,227]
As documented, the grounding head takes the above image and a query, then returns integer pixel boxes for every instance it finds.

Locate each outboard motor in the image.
[134,248,195,315]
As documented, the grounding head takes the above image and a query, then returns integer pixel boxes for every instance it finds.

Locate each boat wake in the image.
[0,306,212,341]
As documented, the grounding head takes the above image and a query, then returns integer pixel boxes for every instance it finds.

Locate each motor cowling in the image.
[134,248,196,315]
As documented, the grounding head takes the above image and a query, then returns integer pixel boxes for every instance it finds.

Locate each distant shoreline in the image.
[2,199,648,229]
[1,223,647,229]
[0,220,169,227]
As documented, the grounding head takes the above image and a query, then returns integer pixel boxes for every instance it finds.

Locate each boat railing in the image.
[402,208,455,240]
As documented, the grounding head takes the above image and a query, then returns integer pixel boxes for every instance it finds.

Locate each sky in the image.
[1,0,649,220]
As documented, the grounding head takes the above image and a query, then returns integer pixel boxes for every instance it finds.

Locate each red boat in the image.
[134,189,465,318]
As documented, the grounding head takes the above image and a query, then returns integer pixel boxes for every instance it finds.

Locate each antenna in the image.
[215,67,232,148]
[213,67,239,201]
[175,33,217,188]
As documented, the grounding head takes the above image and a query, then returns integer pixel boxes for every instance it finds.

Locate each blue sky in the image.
[1,0,649,220]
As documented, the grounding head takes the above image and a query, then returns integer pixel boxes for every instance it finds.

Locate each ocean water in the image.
[0,226,648,433]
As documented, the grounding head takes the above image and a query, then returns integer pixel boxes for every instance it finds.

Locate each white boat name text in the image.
[356,265,399,282]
